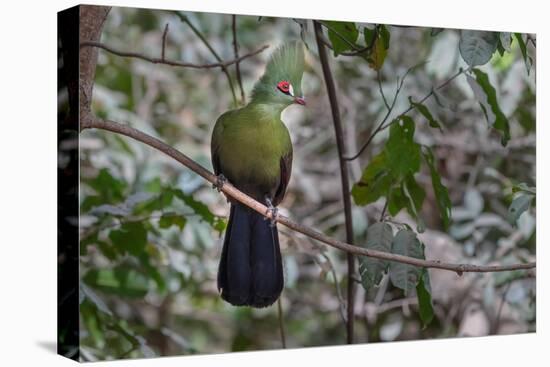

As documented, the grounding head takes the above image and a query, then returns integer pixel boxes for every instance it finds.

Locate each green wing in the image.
[273,149,292,206]
[211,111,230,176]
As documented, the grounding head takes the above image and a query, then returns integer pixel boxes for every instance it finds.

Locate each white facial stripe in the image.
[288,84,294,97]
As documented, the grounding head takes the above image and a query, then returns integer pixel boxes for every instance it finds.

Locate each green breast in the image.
[213,104,292,196]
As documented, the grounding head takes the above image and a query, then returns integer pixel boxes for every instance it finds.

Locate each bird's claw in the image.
[264,197,278,227]
[213,174,227,192]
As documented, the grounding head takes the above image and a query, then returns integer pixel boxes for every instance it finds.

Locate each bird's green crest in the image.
[250,41,305,106]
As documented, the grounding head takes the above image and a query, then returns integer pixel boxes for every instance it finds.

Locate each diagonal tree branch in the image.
[80,117,536,276]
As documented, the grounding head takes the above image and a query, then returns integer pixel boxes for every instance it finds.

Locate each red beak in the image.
[294,96,306,106]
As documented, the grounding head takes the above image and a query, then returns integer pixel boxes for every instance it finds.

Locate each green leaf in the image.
[324,21,359,56]
[402,174,426,220]
[387,174,426,221]
[379,25,391,49]
[158,213,187,230]
[80,284,113,316]
[364,26,376,45]
[416,269,434,328]
[80,300,104,347]
[499,32,512,53]
[430,28,444,37]
[81,231,98,256]
[409,97,443,130]
[466,68,510,146]
[97,240,119,260]
[384,116,421,177]
[86,168,127,204]
[171,188,226,233]
[388,186,406,216]
[134,191,175,214]
[368,36,388,71]
[145,177,163,193]
[109,221,147,256]
[83,267,149,298]
[514,33,533,75]
[359,222,394,290]
[81,195,104,212]
[496,41,505,57]
[90,204,129,217]
[139,253,167,293]
[507,194,534,225]
[389,229,424,295]
[365,26,389,70]
[459,30,499,66]
[512,183,536,195]
[352,151,393,206]
[423,147,452,229]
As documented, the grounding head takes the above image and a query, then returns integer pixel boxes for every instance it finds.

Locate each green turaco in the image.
[211,41,305,307]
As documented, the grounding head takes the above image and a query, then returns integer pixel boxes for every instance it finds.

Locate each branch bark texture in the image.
[79,5,111,119]
[314,20,356,344]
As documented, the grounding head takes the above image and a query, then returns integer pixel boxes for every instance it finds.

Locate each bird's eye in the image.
[277,80,293,96]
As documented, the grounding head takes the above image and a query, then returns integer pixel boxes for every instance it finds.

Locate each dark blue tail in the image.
[217,202,283,308]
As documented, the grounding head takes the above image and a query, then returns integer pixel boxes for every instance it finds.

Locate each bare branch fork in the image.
[173,12,239,106]
[80,117,536,276]
[80,41,269,70]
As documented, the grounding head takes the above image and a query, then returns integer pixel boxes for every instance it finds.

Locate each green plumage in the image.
[211,105,292,203]
[211,41,305,307]
[211,41,305,204]
[250,41,305,105]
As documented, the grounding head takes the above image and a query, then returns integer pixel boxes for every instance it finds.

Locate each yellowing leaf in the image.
[368,36,388,70]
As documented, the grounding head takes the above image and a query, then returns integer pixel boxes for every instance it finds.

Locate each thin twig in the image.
[345,67,466,161]
[232,15,246,105]
[80,41,269,70]
[283,229,347,324]
[80,117,536,275]
[379,67,466,131]
[161,23,169,60]
[174,12,238,106]
[526,34,536,47]
[377,71,390,111]
[492,281,512,334]
[277,298,287,348]
[314,20,356,344]
[344,68,409,161]
[317,248,347,324]
[379,198,389,221]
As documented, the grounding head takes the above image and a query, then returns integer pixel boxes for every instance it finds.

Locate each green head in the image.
[250,41,306,108]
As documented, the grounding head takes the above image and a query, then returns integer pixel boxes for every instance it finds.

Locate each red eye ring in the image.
[277,80,290,93]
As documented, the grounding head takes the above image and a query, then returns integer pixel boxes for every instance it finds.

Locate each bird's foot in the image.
[212,174,227,192]
[264,197,278,227]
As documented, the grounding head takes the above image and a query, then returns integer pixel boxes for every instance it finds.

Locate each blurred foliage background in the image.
[78,6,536,361]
